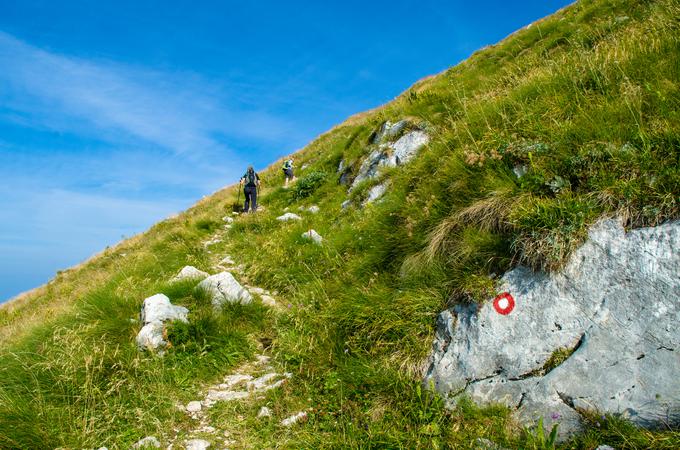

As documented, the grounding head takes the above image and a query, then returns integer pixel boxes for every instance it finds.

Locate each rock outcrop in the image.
[349,121,429,189]
[172,265,209,282]
[136,294,188,351]
[364,182,388,205]
[425,218,680,439]
[197,271,252,307]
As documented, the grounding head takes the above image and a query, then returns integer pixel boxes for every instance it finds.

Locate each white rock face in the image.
[140,294,189,324]
[172,266,209,282]
[425,219,680,439]
[301,229,323,245]
[136,294,188,351]
[131,436,161,448]
[184,439,210,450]
[276,212,302,222]
[387,130,429,166]
[371,120,409,144]
[364,183,388,205]
[197,272,252,307]
[351,149,389,189]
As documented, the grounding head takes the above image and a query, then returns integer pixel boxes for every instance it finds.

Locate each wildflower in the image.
[550,412,561,420]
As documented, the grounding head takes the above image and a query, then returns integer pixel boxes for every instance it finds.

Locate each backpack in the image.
[246,169,257,185]
[282,160,292,170]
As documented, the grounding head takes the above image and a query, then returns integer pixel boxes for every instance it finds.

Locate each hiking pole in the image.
[236,184,241,211]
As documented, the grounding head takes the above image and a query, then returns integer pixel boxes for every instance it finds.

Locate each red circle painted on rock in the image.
[493,292,515,315]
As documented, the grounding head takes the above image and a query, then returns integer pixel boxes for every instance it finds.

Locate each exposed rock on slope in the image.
[136,294,189,351]
[197,271,253,307]
[426,218,680,438]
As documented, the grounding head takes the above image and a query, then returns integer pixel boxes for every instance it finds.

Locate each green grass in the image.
[1,0,679,447]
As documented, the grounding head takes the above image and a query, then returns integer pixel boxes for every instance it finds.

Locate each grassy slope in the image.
[1,0,679,448]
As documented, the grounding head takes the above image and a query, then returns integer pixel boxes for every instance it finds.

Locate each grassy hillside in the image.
[1,0,678,448]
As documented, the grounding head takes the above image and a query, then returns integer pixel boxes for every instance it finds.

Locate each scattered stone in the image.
[132,436,161,449]
[307,205,320,214]
[223,224,232,230]
[341,199,351,209]
[258,406,272,418]
[222,216,234,224]
[248,286,268,295]
[172,266,209,282]
[260,295,277,307]
[202,238,222,248]
[474,437,509,450]
[301,229,323,245]
[512,164,528,178]
[197,272,252,307]
[184,439,210,450]
[186,401,202,413]
[140,294,189,325]
[231,212,239,216]
[136,294,189,351]
[426,218,680,439]
[281,411,307,426]
[196,425,216,434]
[364,183,387,205]
[219,255,235,266]
[276,212,302,222]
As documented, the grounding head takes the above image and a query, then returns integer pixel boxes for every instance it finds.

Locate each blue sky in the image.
[0,0,572,301]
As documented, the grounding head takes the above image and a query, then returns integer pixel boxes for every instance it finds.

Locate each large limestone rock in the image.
[351,149,389,189]
[171,265,209,282]
[425,219,680,439]
[136,294,189,351]
[197,271,252,307]
[370,120,409,144]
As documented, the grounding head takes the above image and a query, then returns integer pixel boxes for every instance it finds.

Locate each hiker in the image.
[282,157,295,187]
[240,166,260,213]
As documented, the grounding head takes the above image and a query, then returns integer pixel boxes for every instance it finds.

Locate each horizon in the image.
[0,0,572,302]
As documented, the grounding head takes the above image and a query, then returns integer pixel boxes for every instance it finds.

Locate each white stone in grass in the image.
[387,130,429,166]
[140,294,189,325]
[172,266,209,282]
[197,272,252,307]
[222,215,234,223]
[276,212,302,221]
[307,205,320,214]
[136,322,167,351]
[131,436,161,448]
[202,237,222,247]
[281,411,307,426]
[247,286,268,295]
[186,401,202,413]
[260,295,277,307]
[258,406,272,418]
[341,199,351,209]
[184,439,210,450]
[364,183,387,205]
[219,255,236,266]
[301,229,323,245]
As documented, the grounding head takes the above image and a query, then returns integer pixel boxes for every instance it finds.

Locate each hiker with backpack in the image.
[282,157,295,187]
[240,166,260,213]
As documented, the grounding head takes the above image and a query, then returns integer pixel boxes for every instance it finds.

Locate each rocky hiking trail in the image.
[130,211,312,450]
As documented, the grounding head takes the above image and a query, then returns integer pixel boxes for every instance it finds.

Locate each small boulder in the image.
[307,205,320,214]
[186,401,202,413]
[222,216,234,224]
[131,436,161,449]
[258,406,272,418]
[388,130,429,166]
[184,439,211,450]
[260,295,277,307]
[140,294,189,325]
[219,255,236,266]
[172,266,209,282]
[197,272,252,307]
[276,212,302,222]
[281,411,308,426]
[301,229,323,245]
[136,321,167,351]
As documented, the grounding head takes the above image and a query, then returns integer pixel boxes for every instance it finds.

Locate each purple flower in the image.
[550,412,561,420]
[287,303,292,308]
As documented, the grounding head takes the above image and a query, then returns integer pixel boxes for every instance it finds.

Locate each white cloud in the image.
[0,31,296,155]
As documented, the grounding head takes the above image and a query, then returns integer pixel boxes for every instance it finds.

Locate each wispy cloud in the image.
[0,31,296,156]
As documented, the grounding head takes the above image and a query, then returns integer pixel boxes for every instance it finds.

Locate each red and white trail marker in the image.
[493,292,515,315]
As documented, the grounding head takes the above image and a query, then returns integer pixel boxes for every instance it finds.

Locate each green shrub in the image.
[293,171,327,200]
